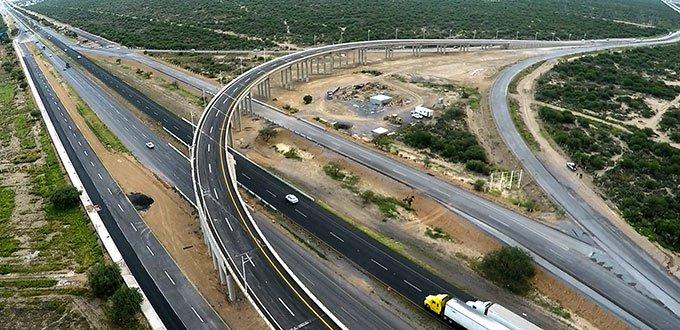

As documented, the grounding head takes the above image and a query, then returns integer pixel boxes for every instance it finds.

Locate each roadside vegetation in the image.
[0,19,126,328]
[147,52,274,82]
[27,0,679,49]
[538,106,680,251]
[75,102,128,153]
[398,103,491,175]
[536,45,680,120]
[323,162,412,218]
[478,246,535,295]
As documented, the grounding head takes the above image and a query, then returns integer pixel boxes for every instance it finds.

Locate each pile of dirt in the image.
[127,192,154,211]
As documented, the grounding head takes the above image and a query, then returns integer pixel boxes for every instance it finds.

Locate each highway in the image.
[10,10,419,330]
[488,30,680,324]
[192,31,680,330]
[17,4,680,328]
[17,40,222,329]
[60,23,680,327]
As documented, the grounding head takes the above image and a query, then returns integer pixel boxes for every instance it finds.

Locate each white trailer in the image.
[412,105,434,118]
[467,301,541,330]
[425,294,508,330]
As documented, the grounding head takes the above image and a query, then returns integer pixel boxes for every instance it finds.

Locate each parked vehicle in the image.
[566,162,577,171]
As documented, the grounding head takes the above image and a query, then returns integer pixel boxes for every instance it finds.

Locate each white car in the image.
[77,55,82,59]
[145,142,155,149]
[285,194,299,204]
[566,162,577,171]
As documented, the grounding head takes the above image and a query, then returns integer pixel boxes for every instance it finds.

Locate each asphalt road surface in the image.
[20,42,222,329]
[18,5,680,328]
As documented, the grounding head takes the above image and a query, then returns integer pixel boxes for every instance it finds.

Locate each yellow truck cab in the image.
[424,294,450,315]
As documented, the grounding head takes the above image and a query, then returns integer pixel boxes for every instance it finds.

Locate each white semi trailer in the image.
[467,300,541,330]
[424,294,509,329]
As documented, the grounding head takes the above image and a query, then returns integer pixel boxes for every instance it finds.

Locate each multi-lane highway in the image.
[10,9,424,330]
[192,31,680,330]
[17,40,223,329]
[16,3,680,329]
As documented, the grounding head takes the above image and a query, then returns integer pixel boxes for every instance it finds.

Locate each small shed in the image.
[370,94,392,106]
[372,127,389,135]
[414,105,434,118]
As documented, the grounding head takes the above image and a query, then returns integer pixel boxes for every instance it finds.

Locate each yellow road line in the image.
[216,109,333,329]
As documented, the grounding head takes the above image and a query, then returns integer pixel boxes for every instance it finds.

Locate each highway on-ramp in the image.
[17,5,680,328]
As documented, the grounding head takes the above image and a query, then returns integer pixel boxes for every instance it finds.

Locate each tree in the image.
[479,246,535,295]
[87,263,123,298]
[473,179,485,191]
[50,185,80,210]
[108,286,143,326]
[303,94,313,104]
[258,126,277,142]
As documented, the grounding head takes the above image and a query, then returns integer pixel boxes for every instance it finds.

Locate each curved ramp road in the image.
[196,33,680,329]
[489,31,680,322]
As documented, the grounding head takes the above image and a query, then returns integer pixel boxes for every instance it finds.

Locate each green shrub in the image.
[49,185,80,210]
[479,246,535,295]
[303,94,313,104]
[87,263,123,298]
[108,286,143,326]
[466,160,490,175]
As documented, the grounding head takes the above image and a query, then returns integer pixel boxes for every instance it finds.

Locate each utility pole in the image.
[473,30,477,39]
[535,32,539,40]
[449,29,452,38]
[516,31,519,40]
[495,29,499,39]
[313,34,317,45]
[367,29,371,41]
[421,27,426,39]
[552,32,556,41]
[395,27,399,39]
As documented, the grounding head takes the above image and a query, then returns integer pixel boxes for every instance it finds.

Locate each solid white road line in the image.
[295,209,307,218]
[146,245,155,256]
[278,298,295,317]
[404,279,422,292]
[224,217,234,231]
[329,231,344,242]
[164,270,176,285]
[371,258,388,271]
[191,307,205,323]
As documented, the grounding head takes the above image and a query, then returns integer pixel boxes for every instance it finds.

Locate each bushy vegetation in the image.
[49,185,80,210]
[659,107,680,143]
[148,52,273,81]
[399,104,489,174]
[28,0,679,49]
[536,45,680,120]
[0,186,18,257]
[479,246,535,295]
[87,263,123,298]
[108,286,143,326]
[539,106,680,251]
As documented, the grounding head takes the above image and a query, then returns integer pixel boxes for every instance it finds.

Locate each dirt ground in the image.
[234,116,626,330]
[513,59,680,279]
[33,49,266,329]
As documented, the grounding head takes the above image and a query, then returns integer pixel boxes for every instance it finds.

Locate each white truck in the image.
[467,300,541,330]
[424,294,508,329]
[412,105,434,118]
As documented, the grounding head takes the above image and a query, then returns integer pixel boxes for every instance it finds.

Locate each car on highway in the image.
[145,142,155,149]
[77,55,82,59]
[285,194,299,204]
